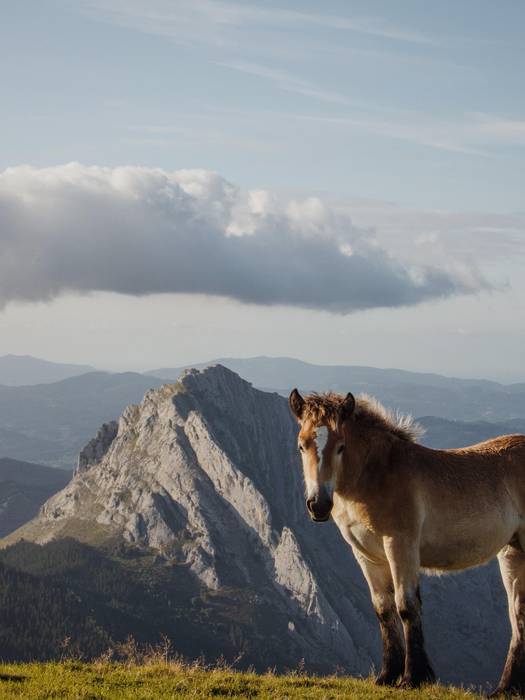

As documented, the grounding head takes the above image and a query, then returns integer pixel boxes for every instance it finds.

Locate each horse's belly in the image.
[420,517,517,570]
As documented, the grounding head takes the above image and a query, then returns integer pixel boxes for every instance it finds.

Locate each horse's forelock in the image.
[302,393,345,429]
[302,391,423,442]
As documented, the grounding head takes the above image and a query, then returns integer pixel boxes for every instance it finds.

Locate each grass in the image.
[0,661,487,700]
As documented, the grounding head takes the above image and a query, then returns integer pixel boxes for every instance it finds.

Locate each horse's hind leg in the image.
[354,552,404,685]
[493,540,525,697]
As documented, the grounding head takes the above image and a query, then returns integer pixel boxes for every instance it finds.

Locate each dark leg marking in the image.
[375,607,405,686]
[398,588,435,688]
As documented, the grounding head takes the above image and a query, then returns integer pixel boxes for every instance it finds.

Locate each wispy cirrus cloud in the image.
[301,112,525,155]
[216,106,525,156]
[134,103,524,159]
[79,0,437,47]
[79,0,525,160]
[214,60,368,109]
[286,112,492,156]
[471,114,525,146]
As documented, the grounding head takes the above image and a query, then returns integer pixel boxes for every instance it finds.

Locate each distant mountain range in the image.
[1,366,509,685]
[0,458,70,537]
[148,356,525,422]
[0,372,165,469]
[1,355,525,470]
[148,356,504,390]
[418,416,525,449]
[0,354,95,386]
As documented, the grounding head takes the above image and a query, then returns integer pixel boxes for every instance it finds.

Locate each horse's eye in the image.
[337,445,345,455]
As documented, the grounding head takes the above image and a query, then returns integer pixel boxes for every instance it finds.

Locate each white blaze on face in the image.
[315,424,336,497]
[315,426,329,473]
[302,425,331,500]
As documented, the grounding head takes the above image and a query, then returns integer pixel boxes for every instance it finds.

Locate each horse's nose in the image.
[306,497,316,514]
[306,495,332,522]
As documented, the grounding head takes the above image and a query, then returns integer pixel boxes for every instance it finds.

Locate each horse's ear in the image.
[289,388,305,420]
[340,392,355,422]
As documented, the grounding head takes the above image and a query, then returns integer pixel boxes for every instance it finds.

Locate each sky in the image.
[1,0,524,380]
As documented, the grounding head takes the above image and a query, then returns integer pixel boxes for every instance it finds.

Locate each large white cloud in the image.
[0,163,485,312]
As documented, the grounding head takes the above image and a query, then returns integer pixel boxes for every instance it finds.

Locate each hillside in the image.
[1,365,510,688]
[0,538,244,662]
[0,553,111,661]
[0,354,95,386]
[0,662,482,699]
[147,356,525,421]
[0,458,71,537]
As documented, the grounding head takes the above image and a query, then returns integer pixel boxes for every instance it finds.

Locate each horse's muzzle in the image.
[306,496,333,522]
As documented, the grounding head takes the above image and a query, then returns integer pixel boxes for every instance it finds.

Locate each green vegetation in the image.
[0,538,306,668]
[0,538,225,661]
[0,662,484,700]
[0,537,199,660]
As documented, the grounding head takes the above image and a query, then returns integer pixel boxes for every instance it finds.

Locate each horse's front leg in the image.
[383,535,436,688]
[354,551,404,685]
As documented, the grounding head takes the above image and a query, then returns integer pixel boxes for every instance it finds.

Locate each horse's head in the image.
[289,388,355,523]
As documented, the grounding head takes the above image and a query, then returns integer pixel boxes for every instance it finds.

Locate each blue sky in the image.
[1,1,524,379]
[3,0,524,210]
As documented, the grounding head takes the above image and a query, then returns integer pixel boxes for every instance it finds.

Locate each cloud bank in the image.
[0,164,484,312]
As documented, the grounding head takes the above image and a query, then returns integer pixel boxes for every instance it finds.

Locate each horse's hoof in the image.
[398,675,418,689]
[375,671,399,686]
[398,669,436,689]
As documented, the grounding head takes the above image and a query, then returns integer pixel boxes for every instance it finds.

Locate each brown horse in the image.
[289,388,525,696]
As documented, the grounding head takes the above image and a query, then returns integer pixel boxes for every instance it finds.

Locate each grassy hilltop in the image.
[0,662,485,700]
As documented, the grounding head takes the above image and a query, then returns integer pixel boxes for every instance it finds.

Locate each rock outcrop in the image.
[5,365,509,686]
[76,421,118,474]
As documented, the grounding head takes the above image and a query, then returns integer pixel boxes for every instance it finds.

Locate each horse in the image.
[289,388,525,696]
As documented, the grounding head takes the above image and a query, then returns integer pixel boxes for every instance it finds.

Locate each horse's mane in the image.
[302,392,423,443]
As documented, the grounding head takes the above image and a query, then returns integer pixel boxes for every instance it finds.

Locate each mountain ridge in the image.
[146,356,525,422]
[147,355,512,389]
[0,354,95,386]
[0,372,166,468]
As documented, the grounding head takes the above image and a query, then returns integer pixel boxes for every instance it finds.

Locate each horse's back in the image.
[451,433,525,499]
[422,433,525,509]
[444,433,525,459]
